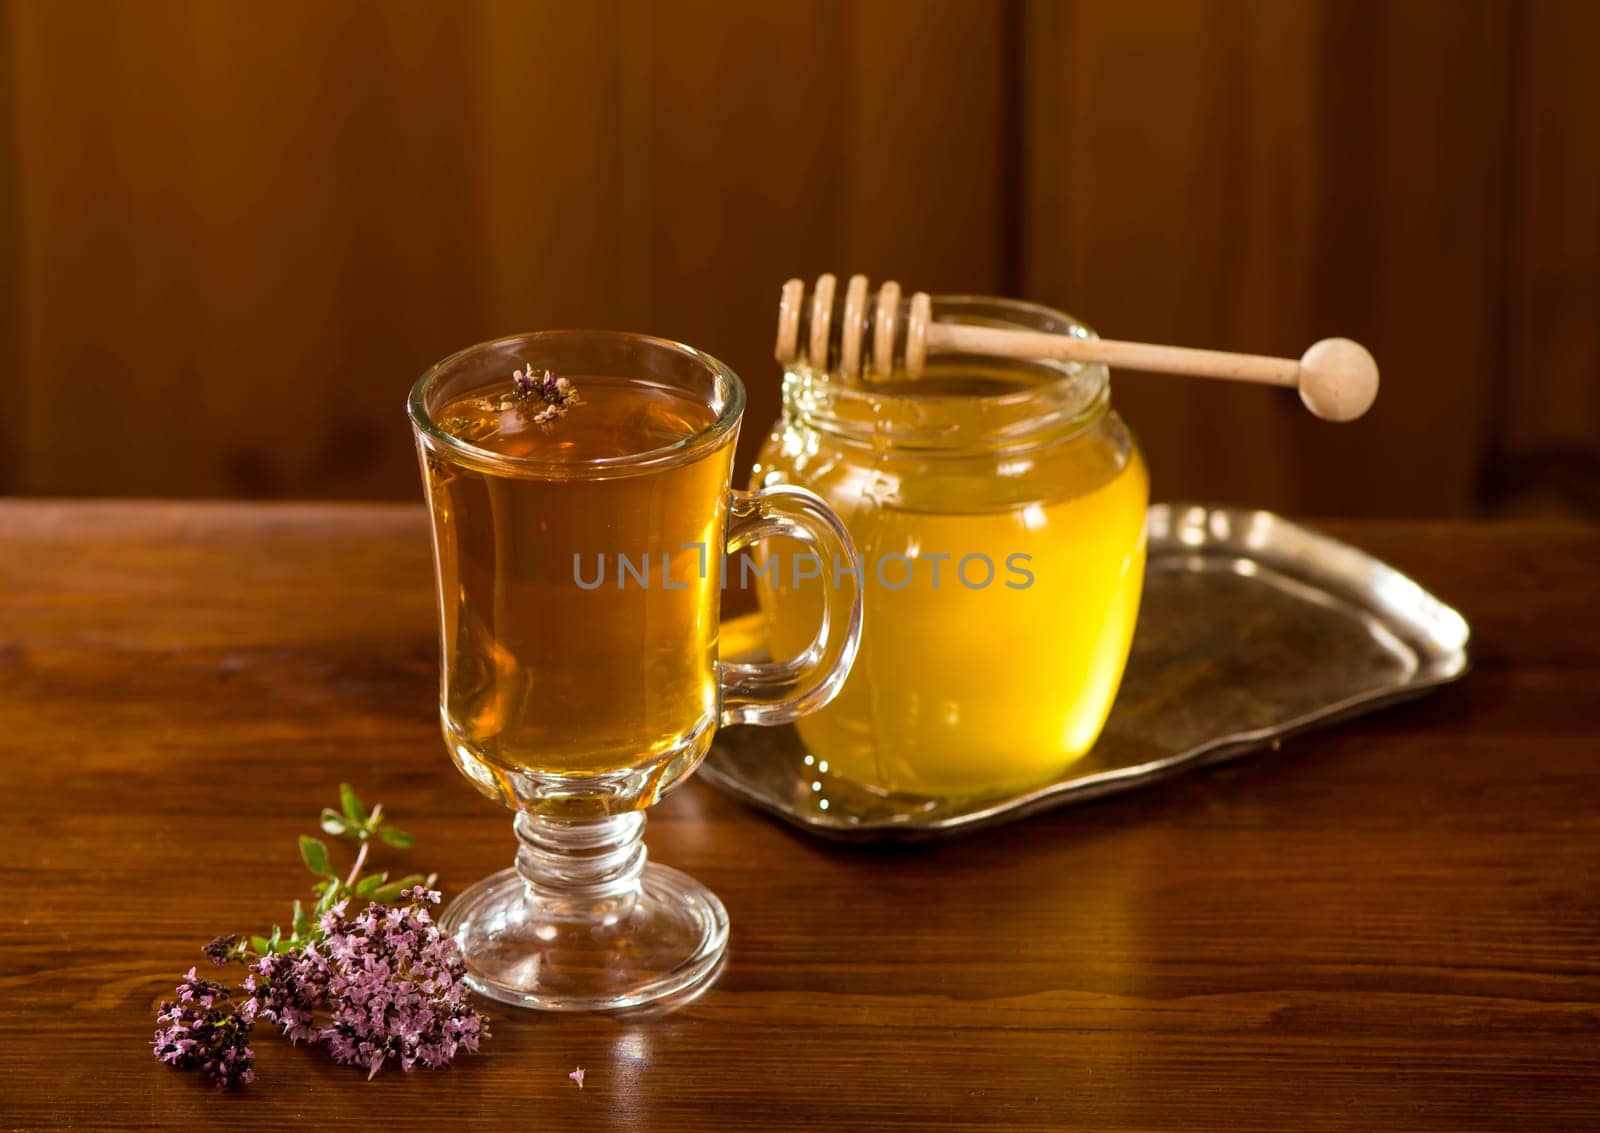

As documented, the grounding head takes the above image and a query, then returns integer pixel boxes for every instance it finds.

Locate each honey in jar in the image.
[751,296,1147,799]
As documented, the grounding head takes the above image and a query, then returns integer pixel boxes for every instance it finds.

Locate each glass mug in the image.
[409,330,862,1010]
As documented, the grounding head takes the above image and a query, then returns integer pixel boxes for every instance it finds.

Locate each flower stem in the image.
[342,804,382,891]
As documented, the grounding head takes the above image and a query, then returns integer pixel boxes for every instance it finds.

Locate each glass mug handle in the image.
[720,484,863,726]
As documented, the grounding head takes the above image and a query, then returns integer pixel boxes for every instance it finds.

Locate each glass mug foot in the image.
[441,812,727,1011]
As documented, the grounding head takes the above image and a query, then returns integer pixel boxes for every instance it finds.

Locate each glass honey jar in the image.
[750,295,1148,801]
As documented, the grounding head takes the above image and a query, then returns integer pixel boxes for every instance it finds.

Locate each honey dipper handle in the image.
[925,323,1379,423]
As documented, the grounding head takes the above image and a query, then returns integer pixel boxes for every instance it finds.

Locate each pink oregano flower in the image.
[251,888,489,1079]
[153,787,493,1088]
[151,969,256,1088]
[156,889,489,1086]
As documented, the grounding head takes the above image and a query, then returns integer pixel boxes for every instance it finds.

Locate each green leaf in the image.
[370,874,427,902]
[339,783,368,826]
[291,899,311,940]
[378,826,414,849]
[250,935,270,954]
[320,808,350,836]
[313,885,339,915]
[299,835,332,877]
[354,872,388,897]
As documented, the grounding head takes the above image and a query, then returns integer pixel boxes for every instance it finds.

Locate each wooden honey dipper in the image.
[775,273,1380,422]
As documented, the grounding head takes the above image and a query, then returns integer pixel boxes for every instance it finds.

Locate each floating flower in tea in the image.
[511,364,582,423]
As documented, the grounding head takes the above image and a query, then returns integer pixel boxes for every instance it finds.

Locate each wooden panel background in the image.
[1,0,1596,517]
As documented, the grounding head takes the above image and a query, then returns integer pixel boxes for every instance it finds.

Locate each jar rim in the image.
[782,295,1109,454]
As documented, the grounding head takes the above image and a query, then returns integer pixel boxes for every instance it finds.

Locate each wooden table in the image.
[2,502,1597,1131]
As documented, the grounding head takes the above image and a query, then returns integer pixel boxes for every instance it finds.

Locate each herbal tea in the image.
[422,375,734,802]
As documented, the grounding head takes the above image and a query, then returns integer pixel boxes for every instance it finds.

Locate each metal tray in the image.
[700,503,1471,841]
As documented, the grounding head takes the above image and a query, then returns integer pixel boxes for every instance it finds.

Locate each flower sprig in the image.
[204,784,434,964]
[154,785,487,1087]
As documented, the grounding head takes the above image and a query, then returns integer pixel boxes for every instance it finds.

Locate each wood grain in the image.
[0,0,1008,499]
[1021,0,1518,515]
[4,0,1600,517]
[1491,0,1600,515]
[1,501,1597,1131]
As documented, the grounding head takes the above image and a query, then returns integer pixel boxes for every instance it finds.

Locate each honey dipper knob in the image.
[1297,337,1380,423]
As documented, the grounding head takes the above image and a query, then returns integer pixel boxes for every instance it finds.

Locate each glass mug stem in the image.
[514,811,647,910]
[410,330,862,1011]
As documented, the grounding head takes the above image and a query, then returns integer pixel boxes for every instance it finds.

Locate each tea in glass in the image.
[425,376,732,801]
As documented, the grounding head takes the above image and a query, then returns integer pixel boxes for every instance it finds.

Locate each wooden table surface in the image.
[1,501,1597,1131]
